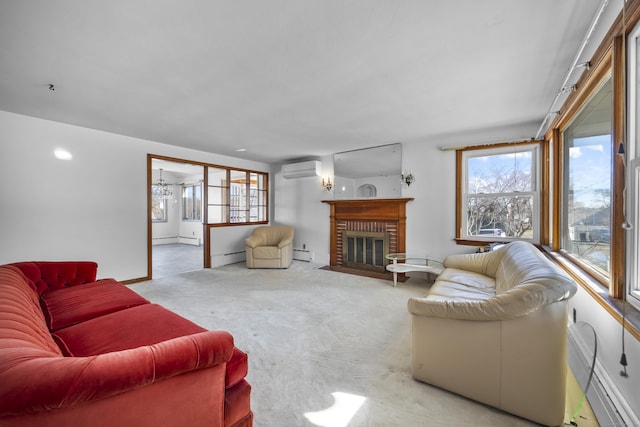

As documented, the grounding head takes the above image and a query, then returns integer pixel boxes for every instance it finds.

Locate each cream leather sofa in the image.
[407,241,577,426]
[245,225,294,268]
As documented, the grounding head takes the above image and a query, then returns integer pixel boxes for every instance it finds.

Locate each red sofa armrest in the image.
[10,261,99,294]
[1,331,234,416]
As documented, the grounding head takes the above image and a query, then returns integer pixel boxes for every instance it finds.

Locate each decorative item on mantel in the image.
[401,170,415,187]
[322,177,333,191]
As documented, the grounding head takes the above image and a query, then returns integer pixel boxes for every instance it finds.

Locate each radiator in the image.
[211,250,245,267]
[293,249,312,262]
[178,236,200,246]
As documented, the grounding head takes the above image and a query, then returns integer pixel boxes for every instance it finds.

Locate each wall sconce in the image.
[322,177,333,191]
[401,171,415,187]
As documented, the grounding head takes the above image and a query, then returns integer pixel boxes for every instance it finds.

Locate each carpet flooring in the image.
[129,260,590,427]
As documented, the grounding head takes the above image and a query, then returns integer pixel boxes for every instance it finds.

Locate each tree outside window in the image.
[462,144,539,242]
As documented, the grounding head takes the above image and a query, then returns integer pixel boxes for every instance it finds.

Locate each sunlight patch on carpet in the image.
[304,392,367,427]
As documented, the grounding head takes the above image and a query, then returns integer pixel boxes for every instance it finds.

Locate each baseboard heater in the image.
[293,249,312,262]
[178,236,200,246]
[211,250,245,267]
[152,236,179,245]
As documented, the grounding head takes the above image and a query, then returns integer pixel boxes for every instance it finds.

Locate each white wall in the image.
[0,111,269,281]
[272,143,470,265]
[274,155,332,264]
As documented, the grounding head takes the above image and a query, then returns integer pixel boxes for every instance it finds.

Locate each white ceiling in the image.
[0,0,619,165]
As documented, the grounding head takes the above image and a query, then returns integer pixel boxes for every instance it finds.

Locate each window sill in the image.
[541,246,640,342]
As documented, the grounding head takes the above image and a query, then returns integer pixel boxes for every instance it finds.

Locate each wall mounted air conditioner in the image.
[281,160,321,179]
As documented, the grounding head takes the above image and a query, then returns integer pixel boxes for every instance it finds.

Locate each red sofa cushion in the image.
[52,304,207,356]
[225,380,253,427]
[40,279,150,331]
[11,261,98,295]
[227,347,249,389]
[52,304,249,389]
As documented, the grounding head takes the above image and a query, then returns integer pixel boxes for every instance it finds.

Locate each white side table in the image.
[385,253,443,287]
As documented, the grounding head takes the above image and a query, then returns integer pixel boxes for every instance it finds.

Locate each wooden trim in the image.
[545,248,640,342]
[203,167,210,268]
[148,154,269,276]
[145,154,153,281]
[612,35,626,298]
[455,150,463,239]
[540,139,550,245]
[547,49,613,136]
[454,140,541,243]
[551,128,562,252]
[321,198,413,266]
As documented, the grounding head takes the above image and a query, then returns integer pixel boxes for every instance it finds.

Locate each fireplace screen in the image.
[343,231,390,272]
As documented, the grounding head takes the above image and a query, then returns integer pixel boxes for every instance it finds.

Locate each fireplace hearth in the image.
[322,198,413,273]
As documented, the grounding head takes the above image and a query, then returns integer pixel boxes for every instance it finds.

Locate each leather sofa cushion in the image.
[40,279,150,331]
[253,246,280,259]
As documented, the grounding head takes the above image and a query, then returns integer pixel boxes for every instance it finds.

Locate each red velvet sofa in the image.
[0,261,252,427]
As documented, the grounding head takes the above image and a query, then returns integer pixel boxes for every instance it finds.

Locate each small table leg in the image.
[393,259,398,287]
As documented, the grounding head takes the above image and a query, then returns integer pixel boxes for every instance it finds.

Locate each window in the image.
[628,21,640,307]
[561,77,612,278]
[182,184,202,221]
[206,167,268,225]
[151,187,168,222]
[460,144,540,242]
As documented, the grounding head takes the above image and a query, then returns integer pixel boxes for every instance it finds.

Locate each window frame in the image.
[559,76,613,284]
[545,35,625,298]
[181,183,202,222]
[628,20,640,310]
[456,141,542,245]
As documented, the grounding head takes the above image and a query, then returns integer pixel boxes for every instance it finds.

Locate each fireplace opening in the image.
[342,230,390,272]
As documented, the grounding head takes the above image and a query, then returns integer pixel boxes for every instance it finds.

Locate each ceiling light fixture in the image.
[54,149,72,160]
[152,168,173,197]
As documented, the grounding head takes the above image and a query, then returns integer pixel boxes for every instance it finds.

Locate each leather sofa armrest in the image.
[443,249,504,278]
[408,281,574,321]
[245,235,263,248]
[408,293,531,321]
[1,331,234,416]
[277,237,293,249]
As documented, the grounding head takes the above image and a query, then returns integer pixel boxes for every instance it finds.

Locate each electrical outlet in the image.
[303,243,306,249]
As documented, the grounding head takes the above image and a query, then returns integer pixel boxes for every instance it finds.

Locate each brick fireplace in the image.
[322,198,413,271]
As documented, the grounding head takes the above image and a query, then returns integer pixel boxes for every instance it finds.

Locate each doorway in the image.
[150,157,205,278]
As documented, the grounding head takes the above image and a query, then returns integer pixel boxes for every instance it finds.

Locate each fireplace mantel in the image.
[322,198,413,267]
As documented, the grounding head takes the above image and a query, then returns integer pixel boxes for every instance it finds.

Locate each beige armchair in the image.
[407,242,577,426]
[245,225,294,269]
